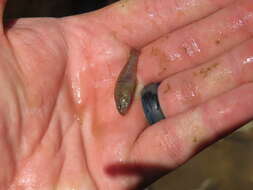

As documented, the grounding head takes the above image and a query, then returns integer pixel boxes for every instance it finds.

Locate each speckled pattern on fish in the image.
[114,49,140,115]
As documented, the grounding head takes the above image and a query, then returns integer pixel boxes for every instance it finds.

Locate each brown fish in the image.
[114,49,140,115]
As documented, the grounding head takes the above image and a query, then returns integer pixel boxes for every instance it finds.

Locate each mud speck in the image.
[158,67,167,75]
[150,47,171,75]
[193,63,219,78]
[215,39,221,45]
[150,47,162,57]
[118,0,129,8]
[150,47,169,62]
[163,83,171,94]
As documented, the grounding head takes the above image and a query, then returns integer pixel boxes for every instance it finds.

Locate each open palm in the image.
[3,0,253,189]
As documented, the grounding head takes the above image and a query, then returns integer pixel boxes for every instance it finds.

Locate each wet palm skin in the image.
[3,0,253,190]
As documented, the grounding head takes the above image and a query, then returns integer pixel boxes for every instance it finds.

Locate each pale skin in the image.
[2,0,253,189]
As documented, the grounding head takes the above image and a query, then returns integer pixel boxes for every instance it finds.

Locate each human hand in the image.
[2,0,253,189]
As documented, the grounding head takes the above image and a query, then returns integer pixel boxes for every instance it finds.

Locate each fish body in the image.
[114,49,140,115]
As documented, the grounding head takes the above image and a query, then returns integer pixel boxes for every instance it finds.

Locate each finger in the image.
[85,0,234,47]
[131,83,253,171]
[139,0,253,83]
[159,38,253,117]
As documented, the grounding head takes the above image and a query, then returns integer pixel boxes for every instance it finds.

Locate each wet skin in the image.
[3,0,253,190]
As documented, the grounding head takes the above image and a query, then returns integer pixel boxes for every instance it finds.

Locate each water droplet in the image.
[182,38,201,57]
[168,52,182,61]
[72,72,82,105]
[243,57,253,65]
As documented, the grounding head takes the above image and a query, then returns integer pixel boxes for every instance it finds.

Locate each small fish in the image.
[114,49,140,115]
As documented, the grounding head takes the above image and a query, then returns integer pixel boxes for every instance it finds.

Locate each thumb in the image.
[0,0,7,32]
[0,0,6,15]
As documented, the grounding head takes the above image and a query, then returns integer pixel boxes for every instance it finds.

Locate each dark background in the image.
[5,0,118,18]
